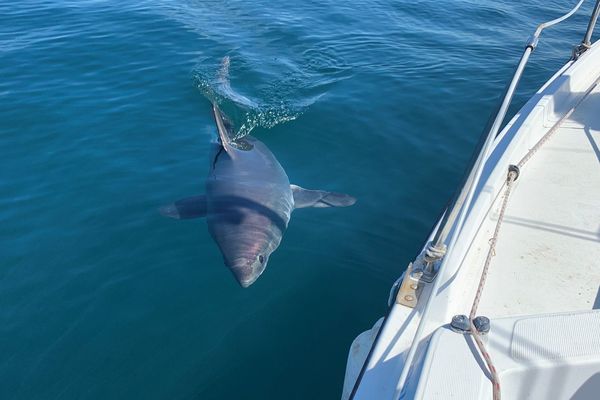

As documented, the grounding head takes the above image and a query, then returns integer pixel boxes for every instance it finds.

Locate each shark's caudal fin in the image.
[217,56,255,108]
[291,185,357,209]
[218,56,231,86]
[160,195,207,219]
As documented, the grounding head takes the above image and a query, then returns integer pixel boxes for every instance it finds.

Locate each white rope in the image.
[468,170,516,400]
[519,77,600,168]
[468,72,600,400]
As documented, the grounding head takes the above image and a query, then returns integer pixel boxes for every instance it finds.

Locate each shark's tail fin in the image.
[217,56,231,88]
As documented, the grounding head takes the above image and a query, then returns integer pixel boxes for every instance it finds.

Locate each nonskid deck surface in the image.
[343,47,600,400]
[474,83,600,318]
[411,71,600,400]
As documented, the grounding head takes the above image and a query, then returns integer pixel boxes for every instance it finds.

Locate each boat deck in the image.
[344,38,600,400]
[476,84,600,318]
[409,59,600,400]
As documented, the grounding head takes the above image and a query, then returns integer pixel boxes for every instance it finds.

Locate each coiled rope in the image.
[468,72,600,400]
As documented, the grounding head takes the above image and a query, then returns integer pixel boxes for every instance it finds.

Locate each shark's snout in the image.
[227,257,267,288]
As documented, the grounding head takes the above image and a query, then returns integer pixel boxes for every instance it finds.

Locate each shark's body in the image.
[161,59,355,287]
[205,105,295,286]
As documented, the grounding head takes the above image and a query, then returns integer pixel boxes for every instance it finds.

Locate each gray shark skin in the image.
[161,59,354,287]
[161,104,356,287]
[207,104,294,287]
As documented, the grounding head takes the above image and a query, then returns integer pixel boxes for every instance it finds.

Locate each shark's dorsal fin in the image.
[212,103,253,153]
[212,103,236,154]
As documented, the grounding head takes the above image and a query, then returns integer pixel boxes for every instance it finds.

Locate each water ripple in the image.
[0,0,595,399]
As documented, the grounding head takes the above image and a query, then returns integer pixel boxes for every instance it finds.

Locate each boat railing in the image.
[353,1,600,399]
[416,0,590,283]
[392,0,598,398]
[583,0,600,48]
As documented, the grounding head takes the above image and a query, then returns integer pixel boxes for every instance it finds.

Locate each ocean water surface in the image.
[1,0,594,398]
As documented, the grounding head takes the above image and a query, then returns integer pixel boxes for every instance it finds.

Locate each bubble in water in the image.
[193,55,330,138]
[233,104,301,140]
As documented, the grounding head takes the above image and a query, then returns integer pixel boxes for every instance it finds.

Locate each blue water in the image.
[1,1,594,398]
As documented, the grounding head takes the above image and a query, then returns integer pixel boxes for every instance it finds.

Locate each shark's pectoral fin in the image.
[291,185,357,209]
[160,195,207,219]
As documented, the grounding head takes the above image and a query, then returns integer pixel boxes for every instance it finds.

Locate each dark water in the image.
[1,1,593,398]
